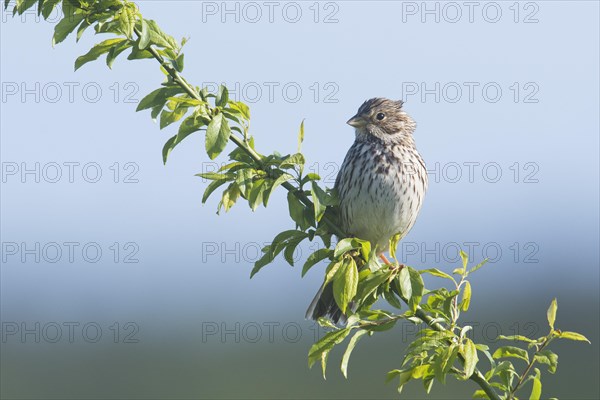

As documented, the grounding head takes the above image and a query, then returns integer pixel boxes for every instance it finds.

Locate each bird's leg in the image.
[379,254,393,265]
[379,254,406,271]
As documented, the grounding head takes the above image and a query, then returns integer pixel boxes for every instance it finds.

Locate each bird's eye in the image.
[376,112,385,121]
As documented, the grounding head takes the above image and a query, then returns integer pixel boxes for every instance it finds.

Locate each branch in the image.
[134,23,499,400]
[132,27,345,238]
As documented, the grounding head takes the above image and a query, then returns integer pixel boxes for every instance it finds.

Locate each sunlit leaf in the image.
[529,368,542,400]
[461,338,478,378]
[205,113,231,160]
[461,281,472,312]
[74,38,128,70]
[302,248,333,277]
[53,11,85,45]
[333,258,358,313]
[297,119,305,153]
[341,329,367,378]
[492,346,529,363]
[534,349,558,374]
[547,298,557,330]
[420,268,454,281]
[556,331,590,343]
[308,328,351,369]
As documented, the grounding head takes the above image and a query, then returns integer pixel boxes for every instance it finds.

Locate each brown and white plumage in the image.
[306,98,428,322]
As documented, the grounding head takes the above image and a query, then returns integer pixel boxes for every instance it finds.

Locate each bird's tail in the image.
[305,282,346,324]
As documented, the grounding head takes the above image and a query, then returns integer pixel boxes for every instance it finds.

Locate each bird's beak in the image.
[347,114,367,128]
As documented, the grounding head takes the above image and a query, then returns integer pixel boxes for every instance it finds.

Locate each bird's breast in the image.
[336,142,427,251]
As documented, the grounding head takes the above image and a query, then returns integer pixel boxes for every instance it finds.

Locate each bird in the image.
[306,98,428,323]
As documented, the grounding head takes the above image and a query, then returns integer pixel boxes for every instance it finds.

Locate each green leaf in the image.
[118,5,136,38]
[492,346,529,363]
[141,19,178,49]
[283,237,304,267]
[461,338,478,379]
[205,113,231,160]
[420,268,454,281]
[280,153,305,169]
[106,40,133,69]
[356,269,392,304]
[270,172,294,193]
[297,119,305,153]
[201,179,229,204]
[196,172,234,181]
[247,179,266,211]
[398,267,412,300]
[74,38,128,71]
[302,248,333,277]
[472,390,490,399]
[497,335,535,343]
[177,112,206,136]
[161,136,177,164]
[333,238,360,259]
[308,328,351,370]
[437,343,459,383]
[389,232,402,261]
[234,168,255,198]
[138,19,151,49]
[76,19,90,42]
[333,258,358,313]
[469,258,489,274]
[127,43,153,60]
[136,87,183,112]
[341,329,367,379]
[287,192,312,231]
[161,113,206,164]
[534,349,558,374]
[460,250,468,269]
[53,11,85,45]
[382,288,403,310]
[387,369,413,394]
[216,85,229,107]
[41,0,60,19]
[407,267,424,312]
[461,281,472,312]
[159,106,188,129]
[556,331,590,343]
[173,53,185,72]
[219,182,241,213]
[250,246,274,278]
[228,101,250,120]
[529,368,542,400]
[323,260,343,285]
[310,181,327,222]
[547,298,557,330]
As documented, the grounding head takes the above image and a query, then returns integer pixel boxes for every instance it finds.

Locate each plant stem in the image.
[509,338,549,398]
[135,27,499,400]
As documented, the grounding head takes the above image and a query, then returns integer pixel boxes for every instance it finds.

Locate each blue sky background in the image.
[1,1,599,398]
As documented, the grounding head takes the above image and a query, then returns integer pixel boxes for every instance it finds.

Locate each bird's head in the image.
[347,98,416,143]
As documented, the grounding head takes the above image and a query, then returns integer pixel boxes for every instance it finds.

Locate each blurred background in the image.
[1,1,599,398]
